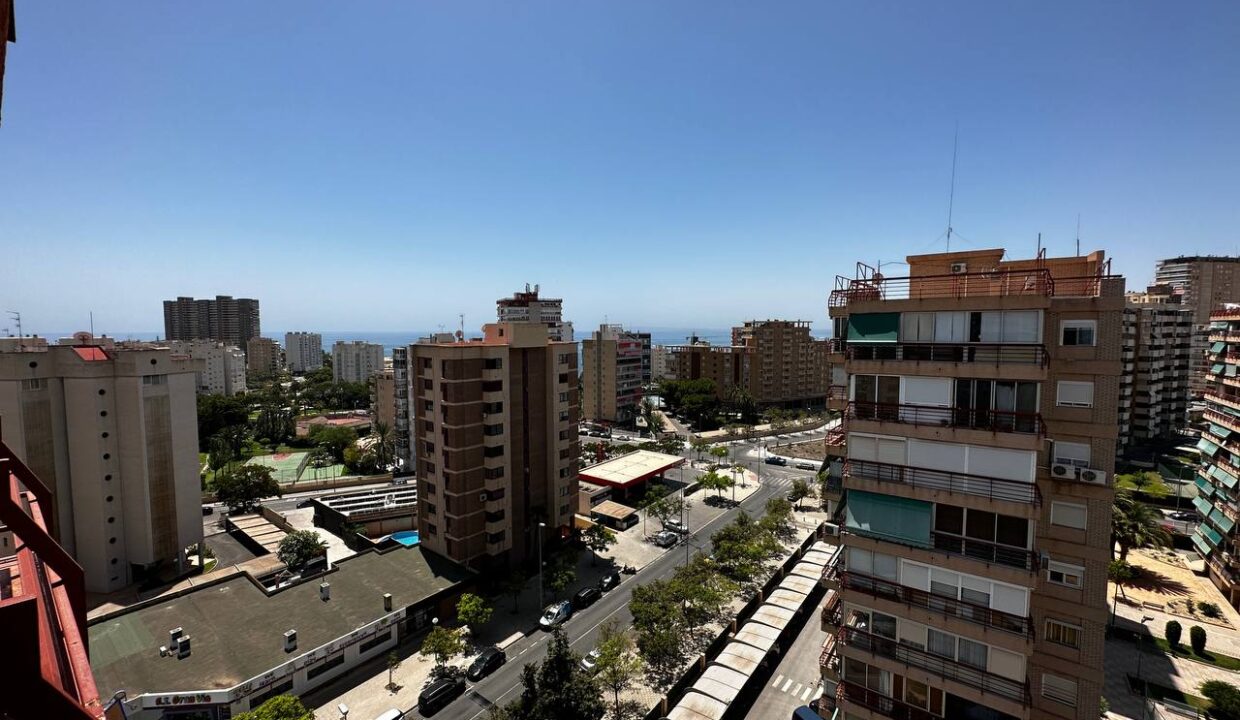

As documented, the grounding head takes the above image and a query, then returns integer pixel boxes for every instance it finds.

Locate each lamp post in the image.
[1135,614,1154,697]
[537,521,547,606]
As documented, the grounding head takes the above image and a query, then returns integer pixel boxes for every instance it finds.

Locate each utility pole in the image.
[537,521,546,606]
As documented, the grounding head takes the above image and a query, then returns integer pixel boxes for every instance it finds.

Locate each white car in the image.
[581,648,602,672]
[539,601,573,630]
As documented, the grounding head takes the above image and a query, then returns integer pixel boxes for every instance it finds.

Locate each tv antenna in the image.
[1075,214,1081,256]
[6,311,21,348]
[945,123,959,252]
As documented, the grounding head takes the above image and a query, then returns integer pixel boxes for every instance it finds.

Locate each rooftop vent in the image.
[176,635,191,659]
[284,629,297,653]
[383,593,393,612]
[320,582,331,602]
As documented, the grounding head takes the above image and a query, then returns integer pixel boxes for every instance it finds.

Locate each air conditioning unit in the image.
[950,262,968,274]
[1079,468,1108,485]
[1050,463,1080,479]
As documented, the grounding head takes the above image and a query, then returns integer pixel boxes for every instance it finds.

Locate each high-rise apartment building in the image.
[284,331,323,373]
[1154,256,1240,397]
[392,346,412,471]
[372,369,396,430]
[496,284,574,342]
[1195,306,1240,608]
[820,248,1121,720]
[162,295,260,347]
[406,323,579,571]
[169,340,247,396]
[667,320,830,407]
[333,340,385,384]
[582,324,648,424]
[0,341,204,593]
[652,345,674,381]
[246,337,283,378]
[1118,293,1193,456]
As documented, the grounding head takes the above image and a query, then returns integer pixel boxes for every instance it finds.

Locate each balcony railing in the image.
[828,384,848,401]
[846,459,1040,505]
[822,593,842,627]
[825,428,846,447]
[840,626,1030,706]
[1205,409,1240,435]
[847,401,1044,435]
[931,531,1038,571]
[847,343,1047,367]
[838,681,940,720]
[829,269,1053,307]
[841,570,1032,637]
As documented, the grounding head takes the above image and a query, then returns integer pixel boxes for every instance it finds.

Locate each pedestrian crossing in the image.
[770,673,820,702]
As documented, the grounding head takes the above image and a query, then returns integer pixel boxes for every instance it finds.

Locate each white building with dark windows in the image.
[332,341,384,384]
[284,331,323,373]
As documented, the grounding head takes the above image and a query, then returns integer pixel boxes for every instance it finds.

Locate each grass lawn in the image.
[1140,677,1211,712]
[1155,637,1240,671]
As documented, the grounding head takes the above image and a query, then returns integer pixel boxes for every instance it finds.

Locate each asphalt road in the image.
[742,594,828,719]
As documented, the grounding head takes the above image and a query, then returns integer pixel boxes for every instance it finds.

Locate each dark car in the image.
[573,586,602,610]
[599,571,622,592]
[418,675,466,715]
[467,646,506,681]
[765,456,788,466]
[295,498,315,509]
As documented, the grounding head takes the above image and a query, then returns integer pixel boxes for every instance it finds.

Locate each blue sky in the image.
[4,2,1238,337]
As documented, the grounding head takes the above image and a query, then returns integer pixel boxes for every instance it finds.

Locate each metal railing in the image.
[841,570,1032,637]
[839,681,941,720]
[829,269,1053,307]
[846,459,1039,504]
[828,384,848,401]
[822,594,843,626]
[840,626,1030,705]
[847,401,1044,435]
[931,531,1039,571]
[847,342,1047,366]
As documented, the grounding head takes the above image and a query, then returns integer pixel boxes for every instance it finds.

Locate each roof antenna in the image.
[1075,214,1081,256]
[90,311,95,337]
[946,122,959,253]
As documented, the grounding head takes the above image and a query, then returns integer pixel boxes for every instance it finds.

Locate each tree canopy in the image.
[233,695,314,720]
[197,394,250,451]
[277,530,327,572]
[419,626,465,668]
[489,627,606,720]
[1112,488,1172,561]
[213,464,281,513]
[457,593,493,629]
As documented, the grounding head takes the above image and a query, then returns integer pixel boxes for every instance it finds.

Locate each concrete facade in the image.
[284,332,322,374]
[331,341,384,384]
[582,324,648,424]
[1118,298,1192,456]
[0,344,204,593]
[496,284,574,342]
[371,369,396,431]
[405,323,580,571]
[1196,306,1240,608]
[821,248,1121,720]
[668,321,830,408]
[162,296,260,348]
[245,337,282,379]
[1154,256,1240,397]
[169,341,247,396]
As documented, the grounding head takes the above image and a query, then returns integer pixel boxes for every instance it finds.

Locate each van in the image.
[374,710,403,720]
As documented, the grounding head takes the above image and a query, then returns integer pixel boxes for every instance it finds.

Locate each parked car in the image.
[599,571,622,592]
[795,461,818,471]
[201,505,214,516]
[654,530,679,548]
[375,709,404,720]
[765,456,788,466]
[418,675,466,715]
[539,601,573,630]
[1170,511,1198,521]
[467,646,507,681]
[295,498,316,509]
[581,648,602,673]
[663,518,688,534]
[573,586,602,610]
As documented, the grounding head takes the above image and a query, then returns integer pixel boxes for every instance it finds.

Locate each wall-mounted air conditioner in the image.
[1050,463,1080,480]
[1079,468,1107,485]
[950,262,968,274]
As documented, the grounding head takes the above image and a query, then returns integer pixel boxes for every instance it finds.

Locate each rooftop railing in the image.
[847,401,1044,435]
[829,269,1120,309]
[846,459,1039,505]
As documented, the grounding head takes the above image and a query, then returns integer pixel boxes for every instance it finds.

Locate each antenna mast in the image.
[946,123,959,253]
[1075,214,1081,256]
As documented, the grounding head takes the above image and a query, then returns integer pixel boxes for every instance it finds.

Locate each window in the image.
[21,378,46,390]
[422,379,433,391]
[307,653,346,680]
[484,358,503,370]
[558,353,572,364]
[423,441,435,454]
[142,374,165,386]
[559,410,570,421]
[904,678,930,710]
[1061,320,1096,347]
[484,424,504,436]
[1056,381,1095,408]
[927,629,955,659]
[423,399,434,412]
[425,503,437,515]
[957,638,988,670]
[484,445,504,458]
[559,392,570,402]
[483,401,504,414]
[559,503,570,516]
[1041,673,1078,707]
[359,630,393,655]
[559,373,569,384]
[1047,561,1084,589]
[488,531,506,543]
[1053,441,1091,468]
[423,462,436,475]
[1050,502,1088,530]
[1045,619,1082,648]
[871,611,897,639]
[426,523,437,536]
[425,483,436,496]
[483,380,503,392]
[485,466,505,479]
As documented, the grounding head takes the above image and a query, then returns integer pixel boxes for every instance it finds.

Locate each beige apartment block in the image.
[1196,306,1240,606]
[332,340,384,384]
[169,340,247,396]
[246,337,283,378]
[820,248,1121,720]
[406,323,579,571]
[0,341,204,593]
[372,369,396,430]
[1154,256,1240,397]
[582,324,647,424]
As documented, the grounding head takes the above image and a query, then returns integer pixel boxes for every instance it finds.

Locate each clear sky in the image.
[4,2,1238,337]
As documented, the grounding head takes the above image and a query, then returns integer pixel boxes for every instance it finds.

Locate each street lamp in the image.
[537,522,547,606]
[1135,614,1154,697]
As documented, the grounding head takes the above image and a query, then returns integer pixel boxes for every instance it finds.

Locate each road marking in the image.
[801,685,813,701]
[781,678,793,692]
[772,674,784,688]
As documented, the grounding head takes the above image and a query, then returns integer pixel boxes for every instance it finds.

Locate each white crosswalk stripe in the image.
[771,674,784,688]
[781,678,793,692]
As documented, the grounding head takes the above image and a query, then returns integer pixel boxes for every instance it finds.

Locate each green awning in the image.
[1212,465,1240,489]
[1213,342,1228,354]
[1203,524,1224,547]
[1193,532,1214,557]
[845,490,932,547]
[1213,364,1226,376]
[1200,438,1221,456]
[1211,423,1234,440]
[1210,508,1236,534]
[1228,365,1239,378]
[1195,496,1214,516]
[1197,476,1216,498]
[847,313,900,343]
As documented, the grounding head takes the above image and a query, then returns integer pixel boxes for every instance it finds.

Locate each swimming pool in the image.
[391,531,420,547]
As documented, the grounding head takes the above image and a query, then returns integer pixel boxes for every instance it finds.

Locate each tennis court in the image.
[246,451,310,485]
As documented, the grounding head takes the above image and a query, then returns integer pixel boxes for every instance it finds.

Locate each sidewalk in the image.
[1104,635,1240,719]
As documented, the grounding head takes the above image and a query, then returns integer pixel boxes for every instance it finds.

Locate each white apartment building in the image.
[285,331,323,373]
[169,340,247,396]
[0,341,204,593]
[332,341,384,384]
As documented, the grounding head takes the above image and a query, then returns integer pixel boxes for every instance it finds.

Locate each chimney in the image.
[169,627,183,645]
[319,582,331,602]
[383,593,393,612]
[176,635,191,659]
[284,629,297,653]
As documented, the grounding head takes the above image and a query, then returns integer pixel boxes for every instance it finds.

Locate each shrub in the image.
[1166,620,1182,647]
[1201,680,1240,720]
[1186,598,1196,614]
[1191,625,1208,656]
[1201,601,1223,619]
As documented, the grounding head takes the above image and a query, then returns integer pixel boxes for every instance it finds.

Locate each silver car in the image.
[539,601,573,630]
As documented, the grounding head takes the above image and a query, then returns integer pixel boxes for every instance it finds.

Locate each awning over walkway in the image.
[589,500,638,521]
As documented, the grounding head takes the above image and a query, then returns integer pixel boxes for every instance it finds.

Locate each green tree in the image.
[370,420,394,470]
[815,470,835,508]
[583,523,618,566]
[638,484,670,535]
[232,695,314,720]
[639,398,660,436]
[698,471,733,500]
[216,424,253,464]
[690,438,711,461]
[594,621,643,720]
[309,424,357,462]
[1166,620,1182,648]
[386,651,402,690]
[629,578,692,692]
[1191,625,1208,656]
[1115,471,1172,499]
[276,530,327,572]
[1112,489,1172,561]
[1108,559,1135,604]
[761,497,796,541]
[196,394,250,451]
[493,627,605,720]
[420,625,465,669]
[1201,680,1240,720]
[648,493,690,531]
[214,464,282,513]
[457,593,493,629]
[788,478,811,509]
[255,404,294,447]
[711,511,779,584]
[709,445,730,465]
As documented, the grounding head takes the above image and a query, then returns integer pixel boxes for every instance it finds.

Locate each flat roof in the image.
[88,547,469,699]
[590,500,638,520]
[667,690,728,720]
[579,450,685,488]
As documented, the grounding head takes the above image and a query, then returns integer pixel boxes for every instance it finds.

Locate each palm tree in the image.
[1112,488,1172,561]
[371,421,394,471]
[639,398,659,436]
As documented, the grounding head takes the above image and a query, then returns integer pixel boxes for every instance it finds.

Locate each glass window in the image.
[1053,441,1092,467]
[1003,311,1041,342]
[1056,381,1095,408]
[1042,673,1078,707]
[957,638,988,670]
[1051,502,1088,530]
[844,657,868,684]
[1046,619,1082,648]
[995,515,1029,547]
[935,505,964,535]
[871,612,897,640]
[927,629,955,659]
[1061,320,1096,347]
[1047,561,1084,589]
[873,552,899,581]
[904,679,930,709]
[965,510,996,542]
[960,586,990,607]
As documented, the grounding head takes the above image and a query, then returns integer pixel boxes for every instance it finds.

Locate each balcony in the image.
[821,591,842,631]
[838,681,940,720]
[846,459,1039,505]
[931,531,1038,572]
[847,343,1047,367]
[840,570,1032,637]
[829,269,1053,308]
[847,401,1044,436]
[840,626,1030,706]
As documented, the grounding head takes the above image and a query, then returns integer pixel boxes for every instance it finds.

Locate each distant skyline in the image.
[4,2,1239,333]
